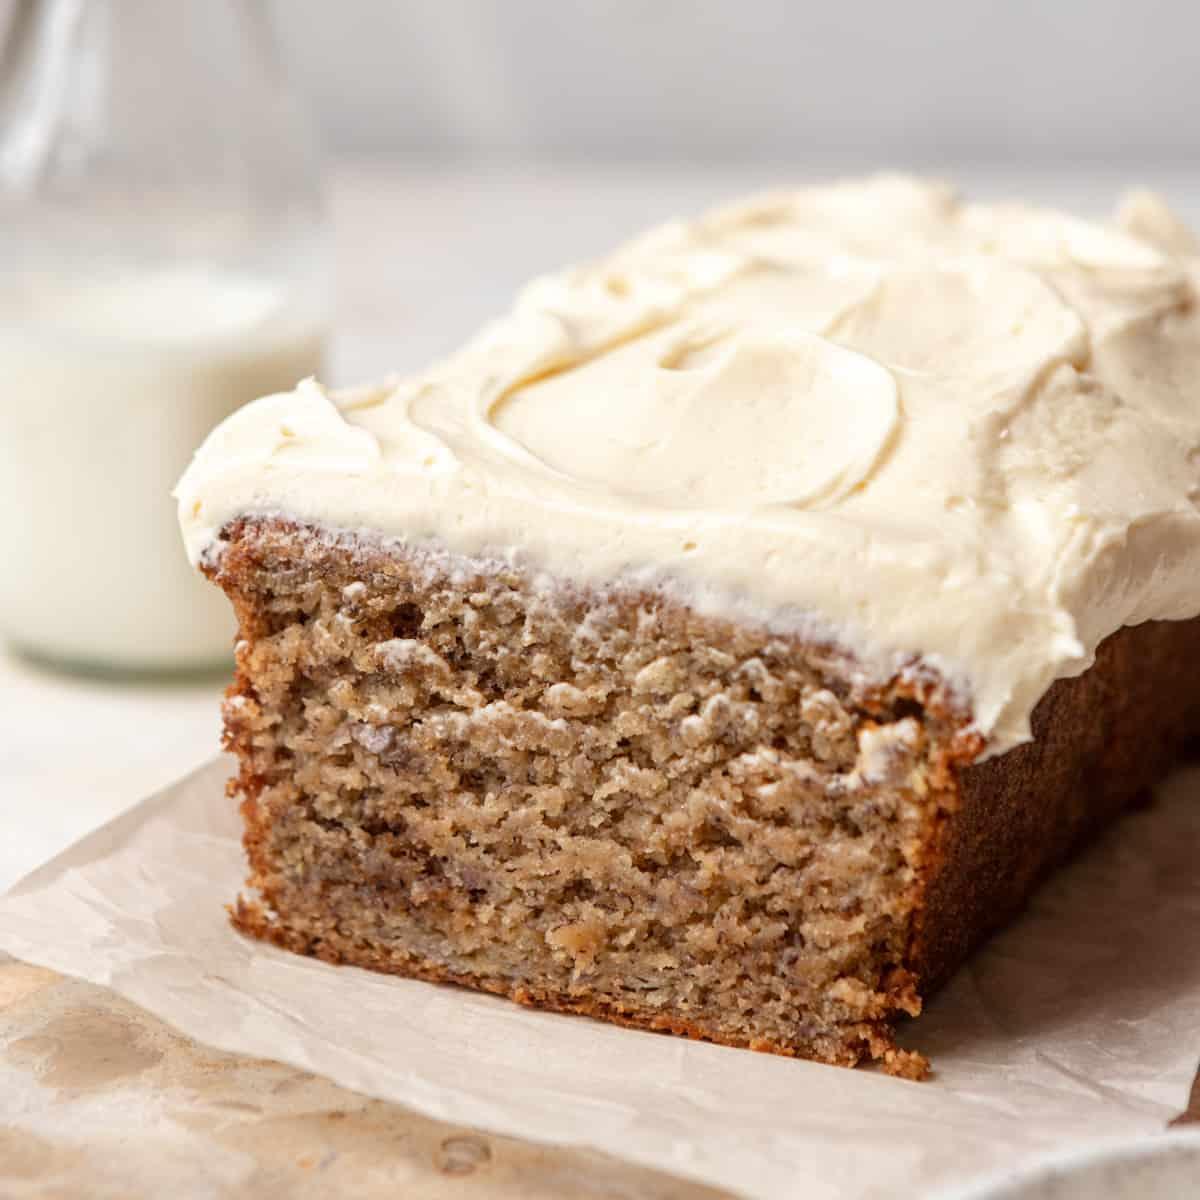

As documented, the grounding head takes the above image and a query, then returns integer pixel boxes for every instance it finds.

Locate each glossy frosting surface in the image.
[177,177,1200,754]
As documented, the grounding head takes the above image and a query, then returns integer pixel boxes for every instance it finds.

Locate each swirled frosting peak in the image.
[177,176,1200,756]
[492,327,901,510]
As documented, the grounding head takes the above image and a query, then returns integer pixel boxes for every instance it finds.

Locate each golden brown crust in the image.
[910,617,1200,990]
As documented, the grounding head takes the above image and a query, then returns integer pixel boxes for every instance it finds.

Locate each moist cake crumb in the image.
[210,518,1200,1075]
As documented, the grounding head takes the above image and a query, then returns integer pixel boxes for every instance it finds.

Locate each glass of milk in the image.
[0,0,328,674]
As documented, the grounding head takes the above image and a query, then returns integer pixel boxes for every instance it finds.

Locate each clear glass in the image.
[0,0,329,675]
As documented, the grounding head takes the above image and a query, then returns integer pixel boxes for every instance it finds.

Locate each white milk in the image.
[0,267,324,672]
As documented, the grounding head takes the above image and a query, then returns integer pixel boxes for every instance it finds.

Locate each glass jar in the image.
[0,0,329,674]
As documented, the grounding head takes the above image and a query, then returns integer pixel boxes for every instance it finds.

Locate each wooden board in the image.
[0,957,726,1199]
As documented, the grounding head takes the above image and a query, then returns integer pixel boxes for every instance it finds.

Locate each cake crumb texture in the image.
[213,518,1200,1075]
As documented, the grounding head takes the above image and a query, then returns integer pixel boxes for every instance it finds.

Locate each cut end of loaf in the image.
[209,517,985,1078]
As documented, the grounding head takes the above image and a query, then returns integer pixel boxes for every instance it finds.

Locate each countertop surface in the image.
[4,162,1200,1197]
[0,958,726,1199]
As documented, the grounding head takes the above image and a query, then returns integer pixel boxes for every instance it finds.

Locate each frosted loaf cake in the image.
[177,178,1200,1075]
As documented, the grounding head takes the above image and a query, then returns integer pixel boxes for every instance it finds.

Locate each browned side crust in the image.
[912,616,1200,991]
[208,517,1200,1076]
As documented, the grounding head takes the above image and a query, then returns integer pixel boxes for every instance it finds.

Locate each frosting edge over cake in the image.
[176,176,1200,756]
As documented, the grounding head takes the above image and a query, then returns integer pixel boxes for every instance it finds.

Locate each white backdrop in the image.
[269,0,1198,163]
[1,0,1192,163]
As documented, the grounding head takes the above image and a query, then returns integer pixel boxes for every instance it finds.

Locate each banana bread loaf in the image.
[177,177,1200,1075]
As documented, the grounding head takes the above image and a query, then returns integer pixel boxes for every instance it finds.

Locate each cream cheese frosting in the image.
[176,176,1200,756]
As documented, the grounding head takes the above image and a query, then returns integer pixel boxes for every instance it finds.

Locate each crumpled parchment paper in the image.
[1,757,1196,1200]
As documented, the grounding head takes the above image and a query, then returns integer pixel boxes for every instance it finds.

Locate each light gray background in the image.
[267,0,1198,164]
[1,0,1193,164]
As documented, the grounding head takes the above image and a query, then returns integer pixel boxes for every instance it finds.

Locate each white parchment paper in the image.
[1,757,1197,1199]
